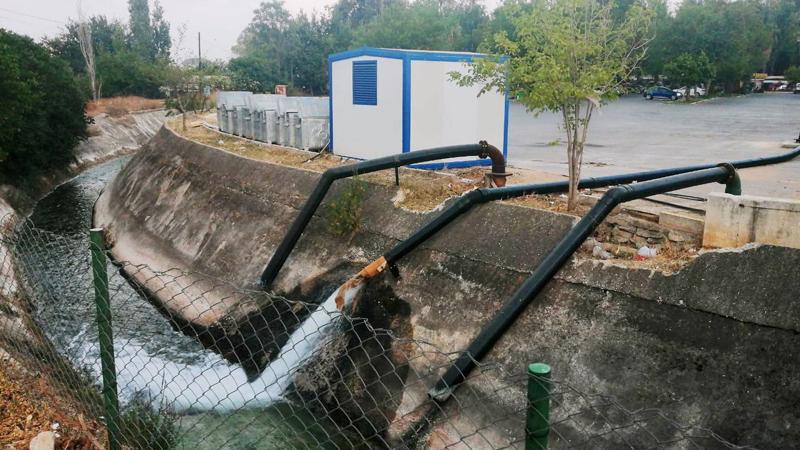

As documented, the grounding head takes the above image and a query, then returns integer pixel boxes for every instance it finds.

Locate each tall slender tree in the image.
[128,0,153,59]
[151,0,171,60]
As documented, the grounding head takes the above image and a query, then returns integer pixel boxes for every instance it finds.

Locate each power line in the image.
[0,7,65,25]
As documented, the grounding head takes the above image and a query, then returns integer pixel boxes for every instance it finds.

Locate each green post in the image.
[526,362,551,450]
[90,228,120,450]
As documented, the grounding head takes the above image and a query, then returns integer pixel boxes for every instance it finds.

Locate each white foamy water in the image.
[75,283,363,412]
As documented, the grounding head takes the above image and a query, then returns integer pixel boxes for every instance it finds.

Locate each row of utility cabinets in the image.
[216,92,329,151]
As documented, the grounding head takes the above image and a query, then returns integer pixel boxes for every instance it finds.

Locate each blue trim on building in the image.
[402,55,411,153]
[329,47,490,63]
[328,58,334,152]
[503,88,510,159]
[410,159,492,170]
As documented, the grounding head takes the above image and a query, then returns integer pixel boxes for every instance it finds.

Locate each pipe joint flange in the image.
[478,140,491,158]
[716,162,742,195]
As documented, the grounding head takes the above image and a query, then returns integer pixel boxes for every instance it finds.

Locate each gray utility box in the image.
[250,94,281,143]
[296,97,330,151]
[277,97,300,147]
[216,91,251,134]
[215,91,330,151]
[240,105,255,139]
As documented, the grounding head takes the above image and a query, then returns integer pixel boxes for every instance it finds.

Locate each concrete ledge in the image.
[704,193,800,249]
[659,210,704,235]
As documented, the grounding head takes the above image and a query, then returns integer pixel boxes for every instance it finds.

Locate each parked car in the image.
[675,86,707,97]
[644,86,682,100]
[794,84,800,94]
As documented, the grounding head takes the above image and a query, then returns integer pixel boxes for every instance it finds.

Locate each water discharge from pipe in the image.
[76,277,369,413]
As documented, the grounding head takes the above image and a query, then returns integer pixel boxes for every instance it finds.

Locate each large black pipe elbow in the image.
[478,141,508,187]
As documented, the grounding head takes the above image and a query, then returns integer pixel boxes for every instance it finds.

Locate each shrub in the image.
[326,177,367,236]
[118,397,180,450]
[0,29,89,184]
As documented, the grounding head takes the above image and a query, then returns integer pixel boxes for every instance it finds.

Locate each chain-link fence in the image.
[0,214,753,449]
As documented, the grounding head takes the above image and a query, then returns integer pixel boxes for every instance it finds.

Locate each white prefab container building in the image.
[328,47,508,169]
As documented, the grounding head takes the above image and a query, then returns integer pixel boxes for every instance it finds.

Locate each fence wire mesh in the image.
[0,214,754,449]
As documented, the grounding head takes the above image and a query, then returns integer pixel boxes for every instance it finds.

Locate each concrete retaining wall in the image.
[95,126,800,449]
[704,192,800,249]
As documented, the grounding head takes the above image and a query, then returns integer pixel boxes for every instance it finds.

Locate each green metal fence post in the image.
[526,362,551,450]
[90,228,120,450]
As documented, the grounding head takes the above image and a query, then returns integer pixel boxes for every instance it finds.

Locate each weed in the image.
[547,138,561,146]
[326,177,367,236]
[118,396,180,450]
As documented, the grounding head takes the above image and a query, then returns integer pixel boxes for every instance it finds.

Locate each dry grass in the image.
[169,115,487,211]
[0,359,104,449]
[86,97,164,117]
[169,114,698,271]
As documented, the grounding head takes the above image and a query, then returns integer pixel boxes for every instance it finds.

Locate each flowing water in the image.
[22,157,355,448]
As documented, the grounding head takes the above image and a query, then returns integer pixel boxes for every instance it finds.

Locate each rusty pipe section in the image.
[333,256,387,311]
[477,141,509,187]
[260,143,506,289]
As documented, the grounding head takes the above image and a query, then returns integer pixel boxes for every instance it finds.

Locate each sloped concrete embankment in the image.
[95,126,800,449]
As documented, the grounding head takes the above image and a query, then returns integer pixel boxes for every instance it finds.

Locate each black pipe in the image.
[383,146,799,268]
[428,166,740,401]
[260,142,506,289]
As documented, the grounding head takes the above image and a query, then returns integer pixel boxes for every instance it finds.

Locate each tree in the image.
[453,0,653,210]
[764,0,800,75]
[0,30,88,183]
[352,1,454,50]
[151,0,171,60]
[663,52,715,94]
[647,0,770,92]
[76,1,98,101]
[45,16,126,77]
[352,0,489,52]
[128,0,153,59]
[785,66,800,83]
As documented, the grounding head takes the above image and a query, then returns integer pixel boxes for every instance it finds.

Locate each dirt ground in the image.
[0,354,104,449]
[86,97,164,118]
[171,114,494,211]
[172,113,703,272]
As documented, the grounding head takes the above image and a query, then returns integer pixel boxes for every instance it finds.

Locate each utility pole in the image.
[198,32,202,70]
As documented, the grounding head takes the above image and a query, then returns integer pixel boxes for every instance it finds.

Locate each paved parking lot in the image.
[507,93,800,200]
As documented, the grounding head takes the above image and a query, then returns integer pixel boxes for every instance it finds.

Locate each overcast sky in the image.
[1,0,501,61]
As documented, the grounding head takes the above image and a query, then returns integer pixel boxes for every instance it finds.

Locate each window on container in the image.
[352,60,377,105]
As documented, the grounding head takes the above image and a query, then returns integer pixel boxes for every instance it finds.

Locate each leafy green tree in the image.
[0,30,88,183]
[763,0,800,75]
[352,1,453,50]
[228,54,281,92]
[96,50,167,97]
[234,1,332,94]
[128,0,153,59]
[45,16,127,76]
[352,0,489,51]
[785,66,800,83]
[646,0,770,92]
[639,0,671,79]
[151,0,171,60]
[454,0,653,210]
[663,52,715,94]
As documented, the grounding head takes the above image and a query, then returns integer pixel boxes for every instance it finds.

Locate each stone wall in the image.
[95,126,800,449]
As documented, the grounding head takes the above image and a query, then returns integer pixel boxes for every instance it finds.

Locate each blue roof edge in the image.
[329,47,508,63]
